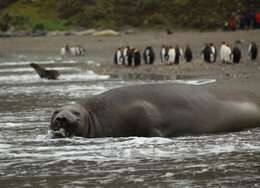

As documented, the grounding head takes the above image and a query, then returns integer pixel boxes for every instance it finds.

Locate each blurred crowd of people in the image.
[224,10,260,31]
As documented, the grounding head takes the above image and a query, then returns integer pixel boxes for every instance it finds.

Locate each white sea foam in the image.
[59,71,110,81]
[0,71,110,84]
[84,60,96,65]
[62,60,76,64]
[0,144,12,149]
[208,144,236,154]
[0,84,107,96]
[0,60,56,66]
[0,58,98,66]
[0,74,41,83]
[0,67,80,73]
[1,135,259,163]
[1,121,46,129]
[0,130,259,185]
[173,79,216,85]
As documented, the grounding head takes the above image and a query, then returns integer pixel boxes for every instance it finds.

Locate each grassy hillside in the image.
[0,0,259,32]
[0,0,68,31]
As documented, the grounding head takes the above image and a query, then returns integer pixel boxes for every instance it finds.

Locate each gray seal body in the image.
[50,83,260,138]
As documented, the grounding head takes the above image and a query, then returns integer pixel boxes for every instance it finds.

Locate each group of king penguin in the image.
[61,44,86,56]
[160,45,191,64]
[215,41,258,64]
[114,42,258,66]
[114,46,155,66]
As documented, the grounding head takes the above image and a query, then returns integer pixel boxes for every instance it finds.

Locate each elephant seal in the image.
[30,63,60,80]
[49,83,260,138]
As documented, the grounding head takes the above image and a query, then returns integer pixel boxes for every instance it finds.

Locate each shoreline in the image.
[0,30,259,93]
[0,30,259,58]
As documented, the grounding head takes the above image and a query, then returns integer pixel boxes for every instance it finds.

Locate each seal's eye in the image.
[71,111,81,117]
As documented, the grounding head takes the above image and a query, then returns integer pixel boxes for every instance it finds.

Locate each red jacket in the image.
[228,19,236,29]
[255,12,260,24]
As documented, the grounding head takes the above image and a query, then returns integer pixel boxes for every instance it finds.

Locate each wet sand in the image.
[0,29,260,93]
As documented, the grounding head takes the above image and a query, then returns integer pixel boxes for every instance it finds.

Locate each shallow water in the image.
[0,56,260,188]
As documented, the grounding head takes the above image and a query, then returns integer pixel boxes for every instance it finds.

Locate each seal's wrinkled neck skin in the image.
[49,104,100,138]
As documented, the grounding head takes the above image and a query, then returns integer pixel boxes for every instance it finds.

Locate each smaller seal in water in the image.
[30,63,60,80]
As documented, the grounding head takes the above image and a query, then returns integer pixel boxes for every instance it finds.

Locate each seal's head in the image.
[50,104,91,138]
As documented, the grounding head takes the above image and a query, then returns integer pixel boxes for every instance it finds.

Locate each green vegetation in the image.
[0,0,259,32]
[0,0,69,32]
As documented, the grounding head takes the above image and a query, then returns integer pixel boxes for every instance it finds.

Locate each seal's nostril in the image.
[56,116,67,122]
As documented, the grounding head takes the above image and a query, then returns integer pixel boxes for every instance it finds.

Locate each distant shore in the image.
[0,29,259,60]
[0,30,260,93]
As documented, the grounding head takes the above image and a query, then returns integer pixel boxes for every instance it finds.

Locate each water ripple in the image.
[0,57,260,187]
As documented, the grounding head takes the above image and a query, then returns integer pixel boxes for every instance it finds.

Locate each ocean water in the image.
[0,55,259,188]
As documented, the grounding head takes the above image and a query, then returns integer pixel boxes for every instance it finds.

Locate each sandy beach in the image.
[0,29,260,93]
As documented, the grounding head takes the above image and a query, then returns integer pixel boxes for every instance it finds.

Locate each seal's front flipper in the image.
[118,100,163,137]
